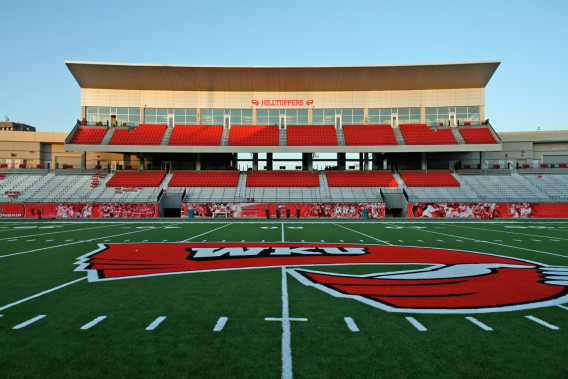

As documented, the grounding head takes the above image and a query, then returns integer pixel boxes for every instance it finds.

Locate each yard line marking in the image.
[142,240,148,242]
[465,316,493,331]
[494,239,502,242]
[65,239,73,242]
[222,240,226,242]
[282,223,285,242]
[213,317,228,332]
[0,277,86,311]
[321,240,325,242]
[301,240,305,242]
[0,228,153,259]
[45,239,53,242]
[124,239,130,242]
[202,240,208,242]
[162,239,168,242]
[398,240,404,242]
[181,224,230,242]
[525,315,559,330]
[262,240,265,242]
[8,239,17,242]
[265,317,307,321]
[81,316,107,330]
[241,239,245,242]
[514,239,522,242]
[281,266,293,379]
[26,239,36,242]
[0,224,116,241]
[146,316,167,331]
[344,317,359,332]
[417,240,423,242]
[454,225,568,242]
[409,227,568,259]
[13,315,46,329]
[340,240,344,242]
[532,239,541,242]
[406,317,427,331]
[359,239,364,242]
[335,224,393,245]
[436,239,444,242]
[557,304,568,311]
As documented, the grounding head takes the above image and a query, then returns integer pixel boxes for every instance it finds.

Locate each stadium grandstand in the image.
[0,60,567,218]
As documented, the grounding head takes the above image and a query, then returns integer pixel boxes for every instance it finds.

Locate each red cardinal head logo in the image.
[75,243,568,314]
[251,100,259,106]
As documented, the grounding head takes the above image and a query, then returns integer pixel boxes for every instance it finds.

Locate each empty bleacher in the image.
[459,127,498,144]
[400,171,460,187]
[228,125,279,146]
[343,125,398,145]
[245,172,320,187]
[456,174,550,202]
[168,172,239,187]
[287,125,337,146]
[168,125,223,145]
[109,124,166,145]
[400,124,457,145]
[326,171,398,187]
[106,171,166,187]
[519,174,568,202]
[69,128,107,144]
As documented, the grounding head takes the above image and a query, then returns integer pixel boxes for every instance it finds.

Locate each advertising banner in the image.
[181,202,386,218]
[0,203,158,218]
[408,202,568,218]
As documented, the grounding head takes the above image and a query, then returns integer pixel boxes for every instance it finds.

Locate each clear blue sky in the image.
[1,0,566,133]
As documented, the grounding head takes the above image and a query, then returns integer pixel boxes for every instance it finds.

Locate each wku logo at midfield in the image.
[75,243,568,314]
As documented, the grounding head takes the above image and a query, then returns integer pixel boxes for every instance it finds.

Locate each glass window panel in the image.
[297,109,308,117]
[116,115,128,123]
[324,109,336,117]
[174,109,185,116]
[213,115,224,124]
[437,108,449,116]
[341,109,352,117]
[353,114,364,124]
[312,114,323,125]
[156,109,167,116]
[87,114,97,122]
[186,109,197,116]
[201,114,212,124]
[409,108,421,116]
[242,114,253,124]
[456,107,468,114]
[353,109,364,116]
[117,108,128,115]
[242,109,252,118]
[397,108,410,117]
[324,113,335,124]
[269,115,279,125]
[368,109,379,116]
[231,115,241,124]
[312,110,323,117]
[130,115,140,123]
[129,108,140,115]
[343,115,353,124]
[213,109,225,117]
[425,108,436,115]
[468,106,480,114]
[257,110,268,117]
[287,114,297,125]
[156,115,167,123]
[98,107,110,115]
[145,108,156,116]
[175,115,185,123]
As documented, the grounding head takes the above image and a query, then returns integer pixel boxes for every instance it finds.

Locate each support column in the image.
[302,153,313,171]
[363,152,369,171]
[196,153,201,171]
[337,153,346,170]
[252,153,258,171]
[81,152,86,171]
[123,153,131,169]
[139,153,145,172]
[267,153,273,171]
[421,152,427,172]
[359,153,364,171]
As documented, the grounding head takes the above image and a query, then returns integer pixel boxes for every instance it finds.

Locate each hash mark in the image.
[344,317,359,332]
[213,317,228,332]
[525,315,559,330]
[81,316,107,330]
[13,315,46,329]
[146,316,166,331]
[406,317,427,331]
[465,316,493,331]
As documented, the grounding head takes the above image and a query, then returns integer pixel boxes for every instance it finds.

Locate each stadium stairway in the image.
[100,128,115,145]
[235,172,248,201]
[393,128,406,145]
[17,173,57,201]
[160,128,173,145]
[335,127,346,146]
[318,172,332,202]
[220,129,230,146]
[452,128,466,144]
[87,174,114,200]
[453,174,481,201]
[279,128,287,146]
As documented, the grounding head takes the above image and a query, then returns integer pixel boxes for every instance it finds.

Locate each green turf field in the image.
[1,219,567,378]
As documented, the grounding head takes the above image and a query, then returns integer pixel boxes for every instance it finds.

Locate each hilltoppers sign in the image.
[252,99,314,106]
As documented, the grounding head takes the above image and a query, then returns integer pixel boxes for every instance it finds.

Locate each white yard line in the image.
[335,224,392,245]
[525,315,559,330]
[465,316,493,331]
[81,316,107,330]
[0,224,116,241]
[557,304,568,311]
[454,225,568,242]
[146,316,167,331]
[0,277,86,311]
[281,266,293,379]
[344,317,359,332]
[13,315,46,329]
[181,224,230,242]
[409,227,568,259]
[213,317,228,332]
[406,317,427,331]
[282,222,285,242]
[0,228,153,259]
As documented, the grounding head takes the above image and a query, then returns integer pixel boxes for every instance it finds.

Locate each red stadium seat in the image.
[459,127,498,144]
[399,171,459,187]
[399,124,457,145]
[326,172,398,187]
[168,172,239,187]
[343,125,398,145]
[109,124,166,145]
[287,125,337,145]
[246,172,319,187]
[228,125,279,146]
[169,125,223,145]
[106,171,166,187]
[69,128,107,144]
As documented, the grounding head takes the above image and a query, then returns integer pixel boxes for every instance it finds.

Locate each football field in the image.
[1,218,568,378]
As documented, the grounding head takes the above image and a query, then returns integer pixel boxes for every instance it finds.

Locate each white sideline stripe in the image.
[213,317,228,332]
[335,224,392,245]
[455,225,568,242]
[410,227,568,259]
[81,316,107,330]
[282,223,285,242]
[181,224,230,242]
[0,277,86,311]
[465,316,493,331]
[0,228,153,259]
[146,316,167,330]
[13,315,46,329]
[557,304,568,311]
[281,266,293,379]
[344,317,359,332]
[0,224,116,241]
[525,315,560,330]
[406,317,427,331]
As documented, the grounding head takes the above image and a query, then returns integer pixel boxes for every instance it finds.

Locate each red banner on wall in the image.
[0,203,158,218]
[408,202,568,218]
[181,202,386,218]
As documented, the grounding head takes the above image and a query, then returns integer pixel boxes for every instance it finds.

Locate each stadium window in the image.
[368,108,393,124]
